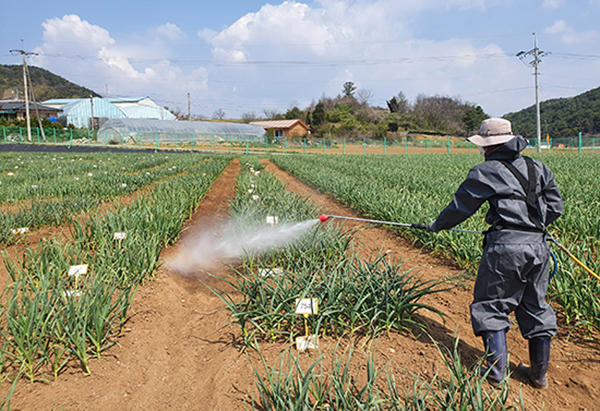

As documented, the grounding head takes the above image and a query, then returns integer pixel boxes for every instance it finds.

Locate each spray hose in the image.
[320,214,596,281]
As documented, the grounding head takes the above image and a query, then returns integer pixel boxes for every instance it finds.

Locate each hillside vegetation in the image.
[504,86,600,138]
[0,64,99,101]
[244,85,489,139]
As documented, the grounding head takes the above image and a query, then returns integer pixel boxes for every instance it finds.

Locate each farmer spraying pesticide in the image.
[425,118,563,388]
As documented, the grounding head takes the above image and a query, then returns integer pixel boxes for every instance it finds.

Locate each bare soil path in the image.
[3,157,599,411]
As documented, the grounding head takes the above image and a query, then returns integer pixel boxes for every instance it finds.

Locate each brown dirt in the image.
[2,157,599,411]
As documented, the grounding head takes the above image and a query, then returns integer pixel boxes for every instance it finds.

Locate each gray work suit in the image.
[428,136,563,339]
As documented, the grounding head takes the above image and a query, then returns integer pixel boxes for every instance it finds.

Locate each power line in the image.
[33,51,511,67]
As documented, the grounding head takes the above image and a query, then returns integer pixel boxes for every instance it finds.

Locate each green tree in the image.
[342,81,357,98]
[462,105,489,134]
[285,106,303,120]
[386,92,409,113]
[312,102,326,126]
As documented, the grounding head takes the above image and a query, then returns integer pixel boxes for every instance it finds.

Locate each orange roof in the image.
[250,119,310,130]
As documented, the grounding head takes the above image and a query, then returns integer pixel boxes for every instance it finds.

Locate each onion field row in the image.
[212,157,521,410]
[0,152,213,244]
[271,154,600,334]
[1,154,231,383]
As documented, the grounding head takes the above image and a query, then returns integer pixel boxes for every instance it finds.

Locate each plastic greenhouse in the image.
[43,98,127,128]
[97,118,266,145]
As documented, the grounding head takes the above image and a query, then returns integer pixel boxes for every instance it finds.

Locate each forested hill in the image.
[504,86,600,138]
[0,64,100,101]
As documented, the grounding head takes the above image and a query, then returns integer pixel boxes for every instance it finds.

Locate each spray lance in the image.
[319,214,598,281]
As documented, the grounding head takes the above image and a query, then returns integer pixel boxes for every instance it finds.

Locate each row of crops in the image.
[0,152,213,245]
[270,153,600,335]
[210,157,524,410]
[0,152,231,387]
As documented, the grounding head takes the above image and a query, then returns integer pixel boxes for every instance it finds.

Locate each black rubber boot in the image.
[480,330,508,385]
[517,337,550,389]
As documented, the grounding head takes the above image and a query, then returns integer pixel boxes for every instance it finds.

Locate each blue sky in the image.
[2,0,600,119]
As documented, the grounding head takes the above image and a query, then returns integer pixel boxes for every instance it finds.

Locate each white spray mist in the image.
[167,218,320,276]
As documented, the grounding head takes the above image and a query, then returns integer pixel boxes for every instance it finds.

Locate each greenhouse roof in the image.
[108,97,149,103]
[98,118,266,136]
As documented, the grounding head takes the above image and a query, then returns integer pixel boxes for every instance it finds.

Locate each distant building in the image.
[0,100,61,122]
[42,98,126,128]
[250,119,311,138]
[108,97,176,121]
[42,96,176,128]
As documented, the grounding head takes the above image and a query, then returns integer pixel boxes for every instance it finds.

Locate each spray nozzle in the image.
[319,215,329,223]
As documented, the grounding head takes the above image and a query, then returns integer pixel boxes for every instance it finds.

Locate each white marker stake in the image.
[63,290,81,298]
[259,267,283,277]
[11,227,29,234]
[296,335,317,351]
[295,299,318,315]
[68,264,88,288]
[114,232,127,249]
[266,216,279,226]
[295,298,319,351]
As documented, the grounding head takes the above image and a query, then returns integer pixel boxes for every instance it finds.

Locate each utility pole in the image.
[517,33,547,153]
[10,40,38,142]
[24,62,46,142]
[187,92,191,121]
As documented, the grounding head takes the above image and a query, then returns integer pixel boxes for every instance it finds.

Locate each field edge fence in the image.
[2,126,598,155]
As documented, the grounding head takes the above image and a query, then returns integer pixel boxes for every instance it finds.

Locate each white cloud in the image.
[40,15,114,54]
[545,20,598,44]
[32,15,208,105]
[156,23,185,41]
[196,0,521,115]
[200,1,336,61]
[545,20,568,35]
[543,0,565,9]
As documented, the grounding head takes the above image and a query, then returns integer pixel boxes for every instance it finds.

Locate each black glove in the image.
[412,222,437,232]
[426,221,437,232]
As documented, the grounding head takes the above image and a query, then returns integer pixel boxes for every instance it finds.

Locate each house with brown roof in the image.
[250,119,311,139]
[0,100,61,122]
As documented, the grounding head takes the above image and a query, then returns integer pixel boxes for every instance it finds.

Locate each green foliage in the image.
[0,153,232,381]
[462,106,489,134]
[387,91,409,114]
[0,64,100,101]
[272,153,600,336]
[210,162,447,347]
[342,81,357,97]
[285,106,304,120]
[312,102,326,126]
[250,336,522,411]
[504,86,600,138]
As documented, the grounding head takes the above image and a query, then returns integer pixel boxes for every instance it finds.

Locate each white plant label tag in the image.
[113,232,127,240]
[266,216,279,225]
[259,267,283,277]
[295,298,318,315]
[252,195,260,200]
[63,290,81,297]
[296,335,317,351]
[68,265,88,277]
[11,227,29,234]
